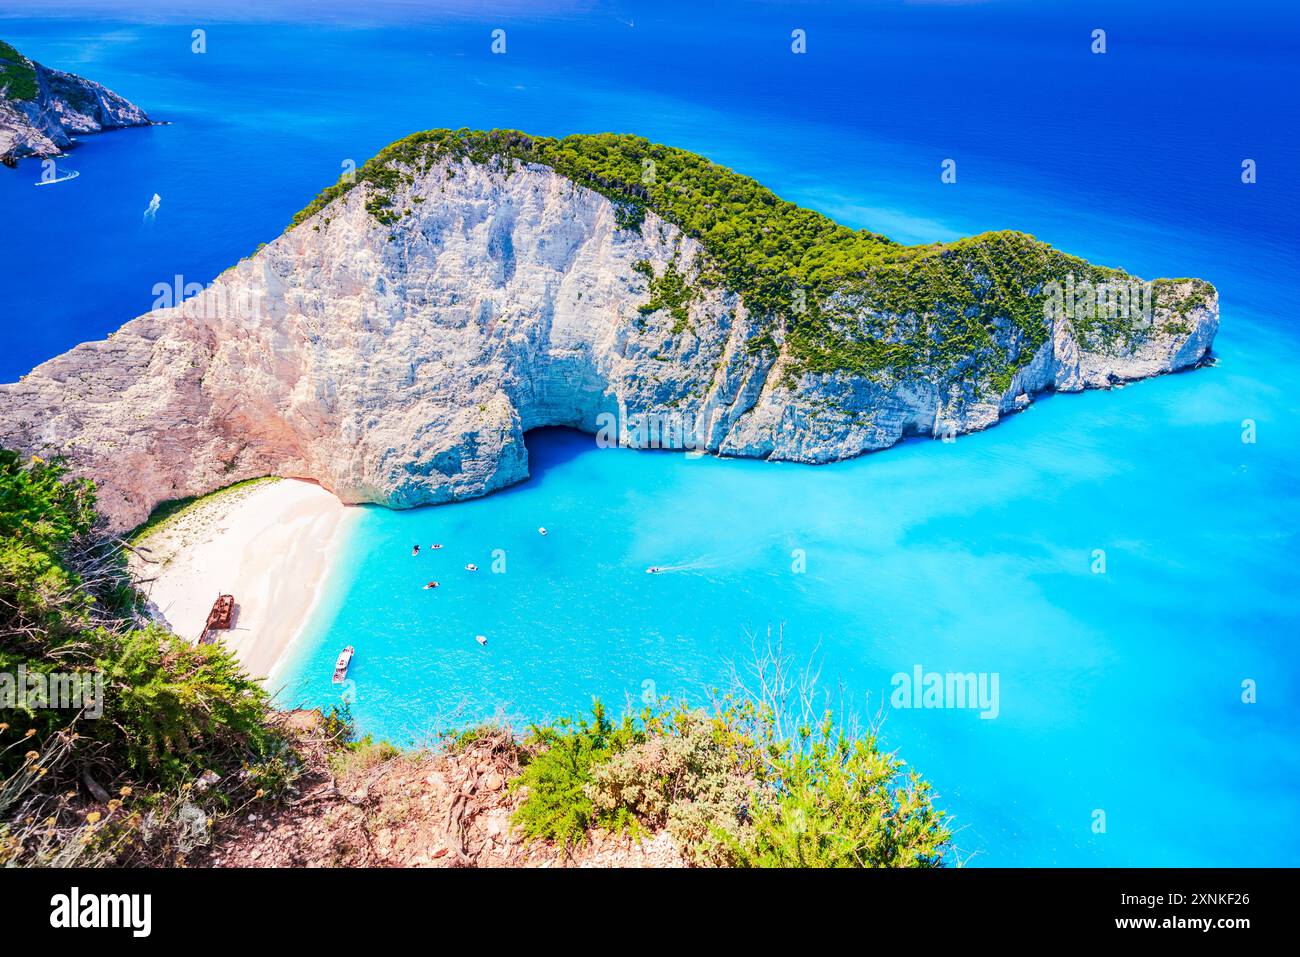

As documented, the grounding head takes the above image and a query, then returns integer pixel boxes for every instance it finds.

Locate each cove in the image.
[278,306,1300,866]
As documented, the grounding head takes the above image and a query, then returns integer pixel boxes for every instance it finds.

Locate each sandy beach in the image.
[129,478,357,682]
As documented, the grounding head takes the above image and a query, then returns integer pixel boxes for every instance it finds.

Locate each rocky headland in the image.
[0,129,1218,530]
[0,38,151,164]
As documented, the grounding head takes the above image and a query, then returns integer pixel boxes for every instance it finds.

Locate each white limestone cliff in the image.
[0,157,1218,530]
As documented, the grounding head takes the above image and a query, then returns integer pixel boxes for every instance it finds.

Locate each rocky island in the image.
[0,38,151,164]
[0,129,1218,530]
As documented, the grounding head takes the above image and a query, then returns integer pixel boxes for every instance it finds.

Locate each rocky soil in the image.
[202,714,683,868]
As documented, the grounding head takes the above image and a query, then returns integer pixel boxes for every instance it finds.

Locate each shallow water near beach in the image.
[3,2,1298,865]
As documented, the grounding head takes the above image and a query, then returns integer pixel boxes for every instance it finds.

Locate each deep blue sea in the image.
[2,1,1297,865]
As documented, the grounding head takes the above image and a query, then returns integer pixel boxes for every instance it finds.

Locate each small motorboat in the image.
[431,543,443,550]
[646,566,662,574]
[332,645,355,683]
[411,545,420,556]
[475,634,488,646]
[465,563,478,572]
[423,581,439,590]
[538,527,548,536]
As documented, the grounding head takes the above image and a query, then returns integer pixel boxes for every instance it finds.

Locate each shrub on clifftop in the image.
[512,693,953,867]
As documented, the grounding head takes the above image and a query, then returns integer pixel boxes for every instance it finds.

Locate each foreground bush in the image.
[513,696,953,867]
[509,700,641,849]
[727,713,949,867]
[0,451,293,865]
[586,705,752,865]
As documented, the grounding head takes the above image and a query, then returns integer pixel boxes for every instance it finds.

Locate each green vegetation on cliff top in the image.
[288,128,1213,393]
[0,40,39,102]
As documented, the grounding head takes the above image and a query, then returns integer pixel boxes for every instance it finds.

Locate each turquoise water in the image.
[2,2,1297,865]
[283,328,1300,866]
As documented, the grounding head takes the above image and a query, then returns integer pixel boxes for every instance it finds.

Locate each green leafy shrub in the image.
[95,623,277,785]
[729,714,950,867]
[510,700,641,848]
[512,694,951,867]
[587,705,751,865]
[320,702,356,742]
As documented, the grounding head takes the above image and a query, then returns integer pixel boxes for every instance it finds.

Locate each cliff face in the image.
[0,39,150,161]
[0,140,1218,531]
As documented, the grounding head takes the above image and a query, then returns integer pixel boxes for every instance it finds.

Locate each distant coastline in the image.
[0,37,153,163]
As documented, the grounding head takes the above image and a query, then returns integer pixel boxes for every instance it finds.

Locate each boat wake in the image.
[645,552,729,575]
[34,168,79,186]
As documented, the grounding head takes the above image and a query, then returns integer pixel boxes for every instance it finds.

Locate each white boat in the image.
[332,645,355,683]
[465,563,478,571]
[35,168,79,186]
[475,634,488,646]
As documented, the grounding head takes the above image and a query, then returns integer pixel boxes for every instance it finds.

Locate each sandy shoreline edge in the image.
[129,478,357,682]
